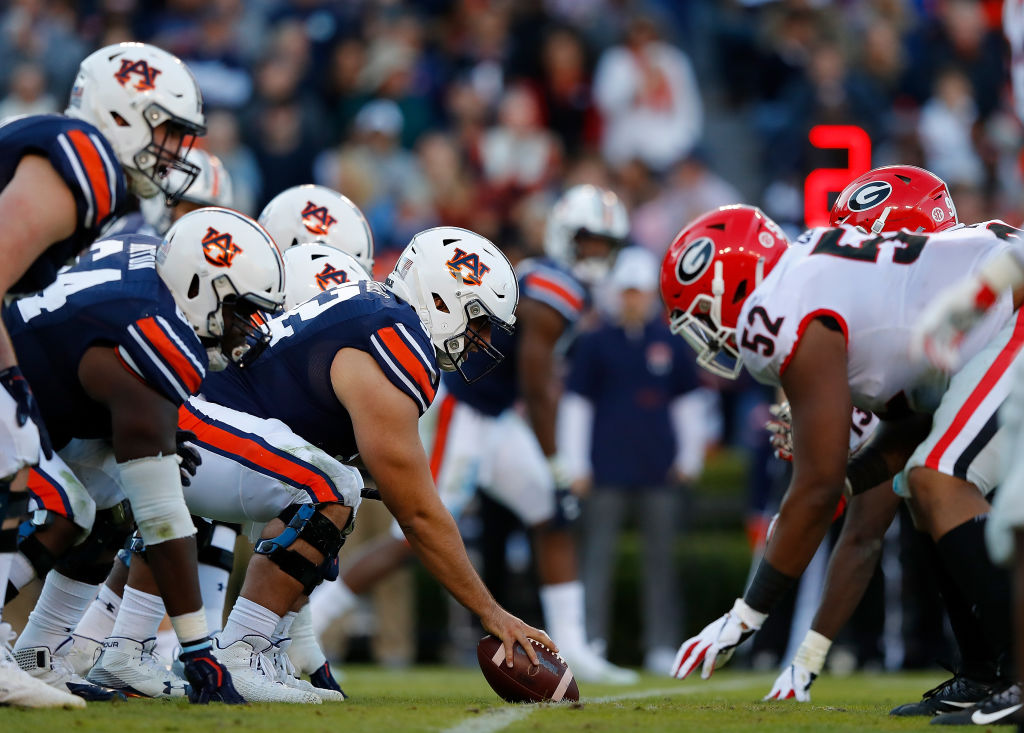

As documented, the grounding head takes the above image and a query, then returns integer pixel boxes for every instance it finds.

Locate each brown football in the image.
[476,634,579,703]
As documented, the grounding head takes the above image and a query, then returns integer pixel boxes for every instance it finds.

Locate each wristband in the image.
[793,629,832,675]
[845,446,890,496]
[731,597,767,630]
[743,559,796,615]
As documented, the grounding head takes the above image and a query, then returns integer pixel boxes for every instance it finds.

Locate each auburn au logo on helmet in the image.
[315,263,348,291]
[446,248,490,286]
[113,58,162,92]
[301,202,337,236]
[202,227,243,267]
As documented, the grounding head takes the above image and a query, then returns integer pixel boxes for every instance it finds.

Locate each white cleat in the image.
[63,634,103,677]
[14,639,124,702]
[272,640,345,702]
[559,643,639,685]
[87,637,188,698]
[0,623,85,708]
[214,634,321,704]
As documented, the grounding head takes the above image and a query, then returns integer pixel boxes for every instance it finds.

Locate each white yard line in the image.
[441,677,758,733]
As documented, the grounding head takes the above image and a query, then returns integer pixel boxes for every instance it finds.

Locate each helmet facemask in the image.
[439,297,515,383]
[128,103,205,205]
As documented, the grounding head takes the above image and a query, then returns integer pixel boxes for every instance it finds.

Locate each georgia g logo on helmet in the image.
[113,58,162,92]
[301,202,337,236]
[675,237,715,284]
[446,247,491,286]
[202,227,243,268]
[847,181,892,212]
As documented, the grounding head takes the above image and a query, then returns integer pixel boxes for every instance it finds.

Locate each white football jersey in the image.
[738,222,1017,415]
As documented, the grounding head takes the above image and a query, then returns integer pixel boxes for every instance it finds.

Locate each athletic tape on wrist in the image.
[794,629,831,675]
[117,454,196,545]
[743,559,796,616]
[170,608,210,648]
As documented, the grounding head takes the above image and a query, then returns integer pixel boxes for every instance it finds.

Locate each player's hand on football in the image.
[671,598,764,680]
[912,274,993,372]
[480,605,557,668]
[765,402,793,461]
[764,662,816,702]
[0,365,52,460]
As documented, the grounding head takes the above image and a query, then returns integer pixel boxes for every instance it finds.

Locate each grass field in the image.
[0,667,964,732]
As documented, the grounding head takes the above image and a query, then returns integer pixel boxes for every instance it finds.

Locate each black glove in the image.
[176,430,202,486]
[0,365,52,460]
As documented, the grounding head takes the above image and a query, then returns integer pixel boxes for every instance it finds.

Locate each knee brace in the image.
[254,504,347,595]
[54,499,134,584]
[194,517,238,573]
[118,454,195,545]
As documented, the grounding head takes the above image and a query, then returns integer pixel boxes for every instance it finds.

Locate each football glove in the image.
[671,598,766,680]
[548,456,581,527]
[765,402,793,461]
[764,662,816,702]
[0,365,52,461]
[180,647,245,705]
[175,430,201,487]
[912,274,997,372]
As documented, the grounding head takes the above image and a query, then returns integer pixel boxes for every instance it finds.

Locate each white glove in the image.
[912,274,996,373]
[765,402,793,461]
[764,662,816,702]
[670,598,765,680]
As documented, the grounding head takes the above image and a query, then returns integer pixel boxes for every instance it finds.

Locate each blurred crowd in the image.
[3,0,1021,670]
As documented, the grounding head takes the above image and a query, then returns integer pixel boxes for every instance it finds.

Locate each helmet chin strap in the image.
[871,207,893,234]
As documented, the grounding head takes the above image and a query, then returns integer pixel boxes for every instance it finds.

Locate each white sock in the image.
[74,584,122,642]
[110,586,166,641]
[0,552,12,622]
[8,551,35,590]
[272,611,297,643]
[289,604,327,673]
[219,597,281,646]
[539,581,588,651]
[15,570,98,652]
[308,579,358,637]
[197,563,229,634]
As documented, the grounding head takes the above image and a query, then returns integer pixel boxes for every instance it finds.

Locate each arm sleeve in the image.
[557,391,594,483]
[669,388,712,479]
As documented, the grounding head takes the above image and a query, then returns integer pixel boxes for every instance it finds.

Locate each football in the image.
[476,634,580,703]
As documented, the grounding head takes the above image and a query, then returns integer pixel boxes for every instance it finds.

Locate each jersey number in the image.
[739,306,783,357]
[811,229,928,265]
[266,281,386,347]
[16,268,121,322]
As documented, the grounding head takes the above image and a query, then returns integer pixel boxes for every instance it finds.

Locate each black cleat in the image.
[309,661,346,699]
[930,683,1023,726]
[890,675,997,716]
[180,649,245,705]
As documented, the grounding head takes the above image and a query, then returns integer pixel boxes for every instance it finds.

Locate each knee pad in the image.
[194,517,238,573]
[254,504,348,595]
[118,454,195,545]
[54,500,134,584]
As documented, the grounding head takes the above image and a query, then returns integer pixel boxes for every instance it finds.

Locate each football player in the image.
[762,167,1009,715]
[310,184,638,684]
[662,203,1021,724]
[6,207,284,705]
[0,40,204,709]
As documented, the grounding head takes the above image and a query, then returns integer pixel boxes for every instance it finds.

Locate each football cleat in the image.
[890,674,999,717]
[930,682,1023,726]
[271,640,345,702]
[14,640,124,702]
[0,623,85,708]
[179,647,245,705]
[213,634,321,704]
[63,633,104,677]
[87,636,188,698]
[309,661,346,697]
[558,641,638,685]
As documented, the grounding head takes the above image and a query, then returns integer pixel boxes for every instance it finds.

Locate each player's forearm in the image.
[521,374,559,456]
[398,506,497,619]
[0,320,18,370]
[763,480,844,581]
[810,482,900,639]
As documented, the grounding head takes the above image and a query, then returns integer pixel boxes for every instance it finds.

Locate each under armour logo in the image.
[445,248,490,286]
[201,226,243,268]
[113,58,162,92]
[301,202,337,236]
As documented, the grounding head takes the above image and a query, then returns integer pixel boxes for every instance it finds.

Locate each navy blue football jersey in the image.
[203,280,439,460]
[443,256,586,416]
[4,234,207,448]
[0,115,128,294]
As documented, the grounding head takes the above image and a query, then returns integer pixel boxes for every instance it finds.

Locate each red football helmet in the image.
[830,165,958,234]
[660,205,789,379]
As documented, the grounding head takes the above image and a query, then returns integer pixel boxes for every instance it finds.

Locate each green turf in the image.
[0,666,962,732]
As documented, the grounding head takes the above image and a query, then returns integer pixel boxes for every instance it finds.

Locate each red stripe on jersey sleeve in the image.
[779,309,849,377]
[66,128,112,222]
[377,326,436,403]
[136,317,203,394]
[524,272,584,313]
